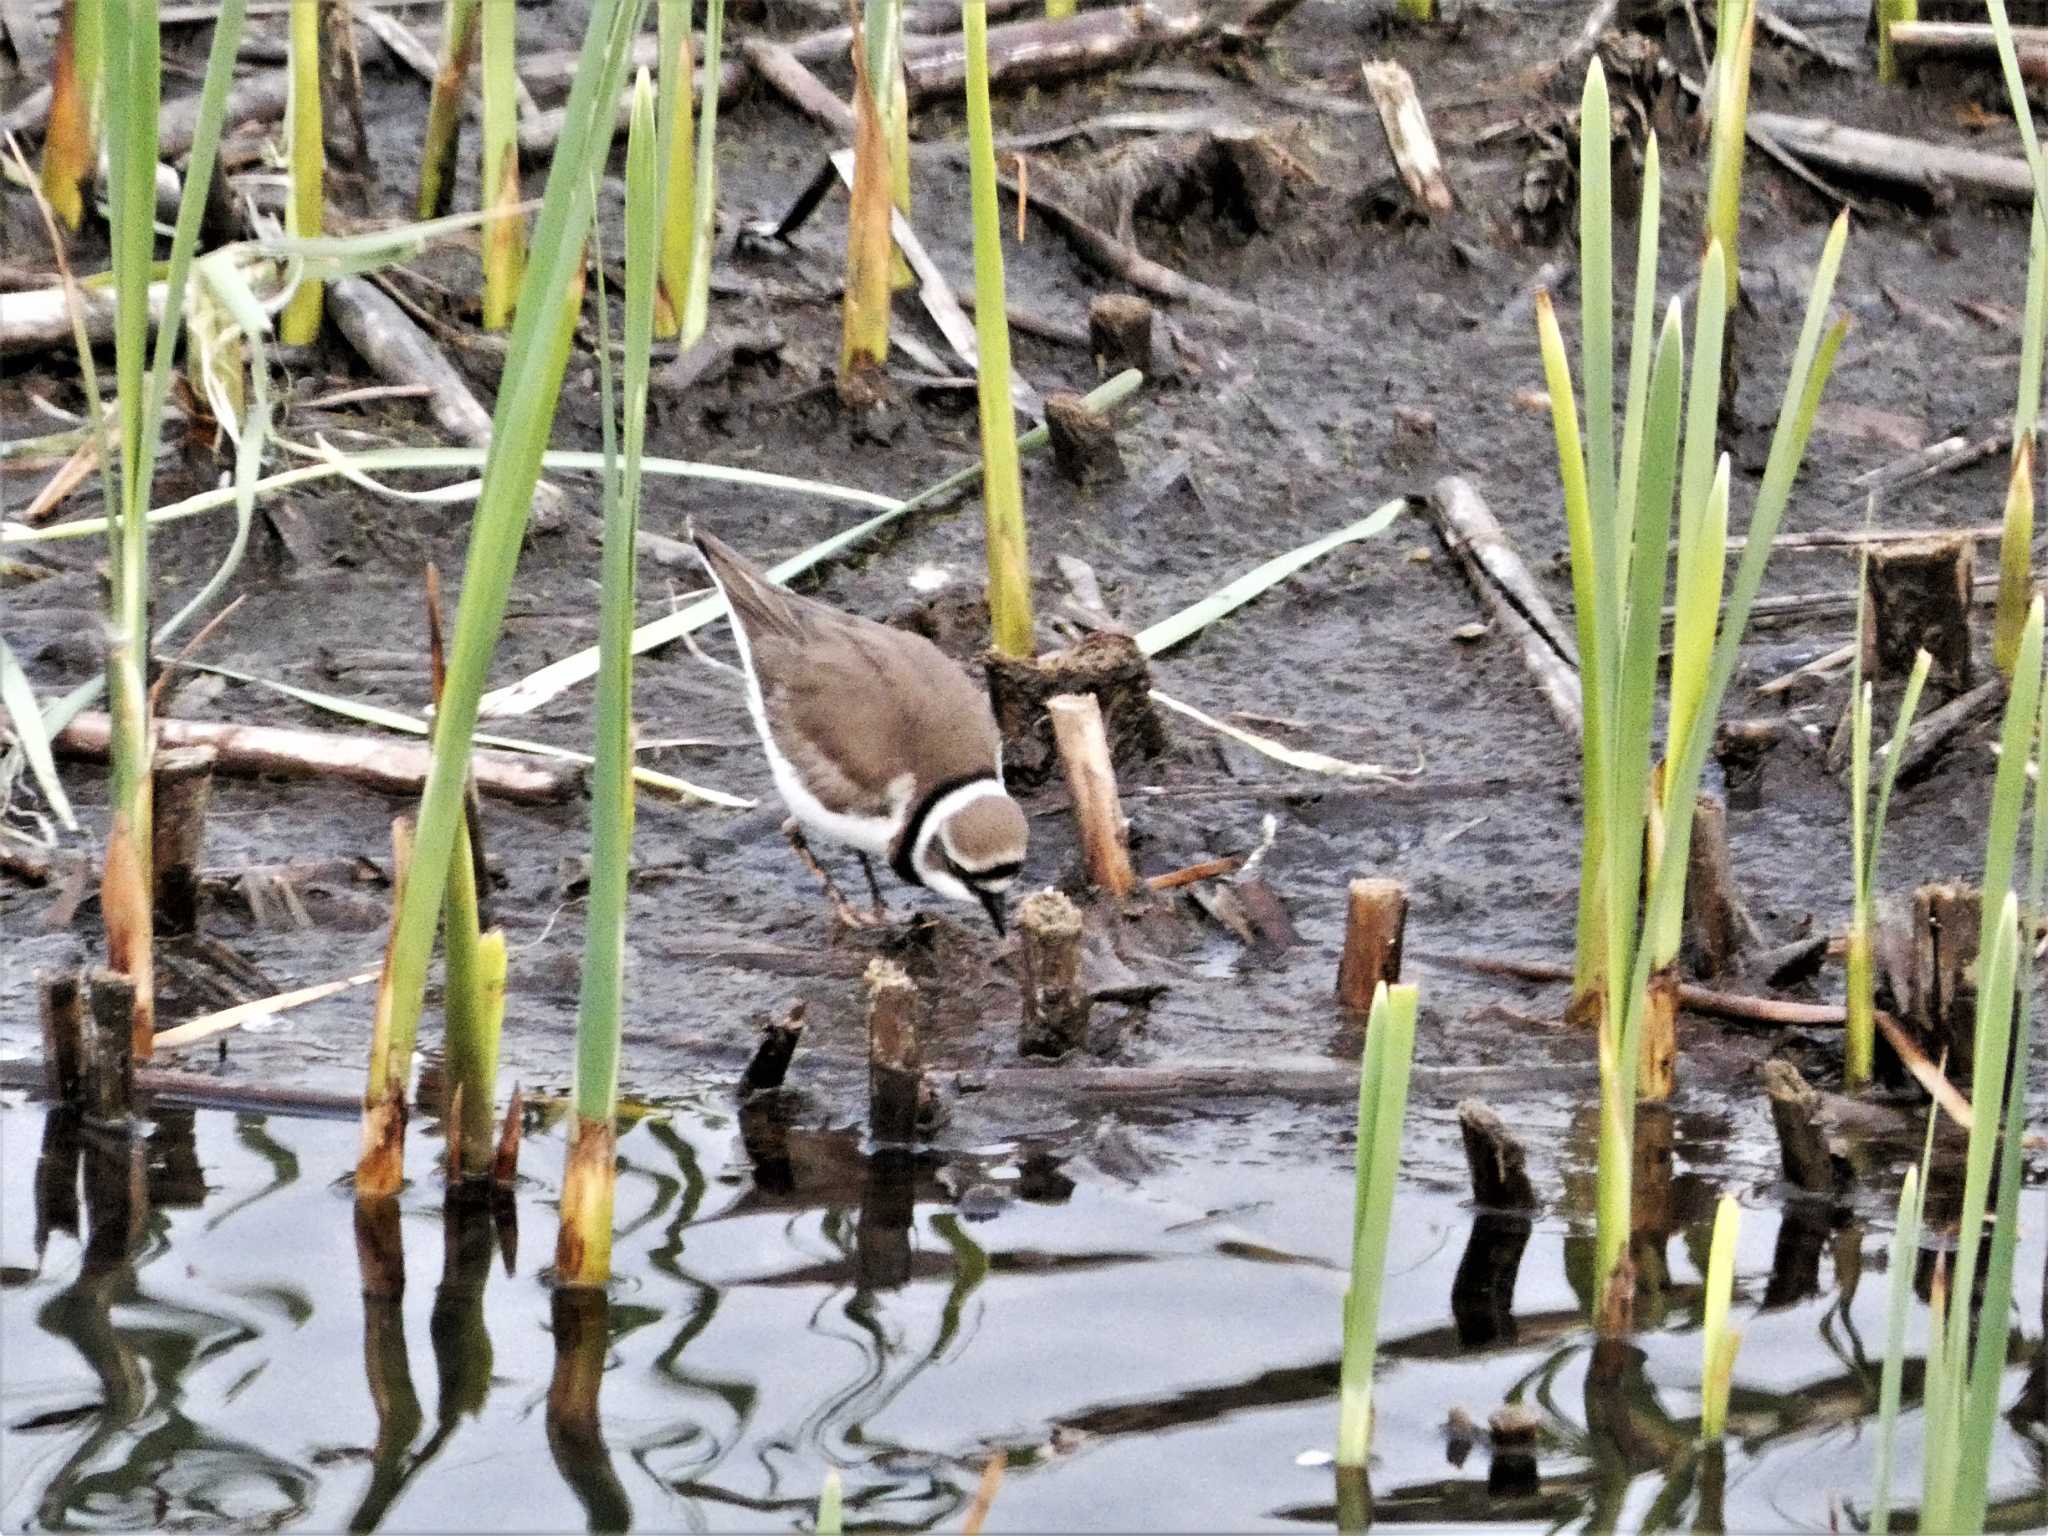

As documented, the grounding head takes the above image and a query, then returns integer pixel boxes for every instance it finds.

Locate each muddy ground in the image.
[3,0,2045,1197]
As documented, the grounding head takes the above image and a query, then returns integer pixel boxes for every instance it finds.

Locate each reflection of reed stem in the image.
[547,1289,631,1531]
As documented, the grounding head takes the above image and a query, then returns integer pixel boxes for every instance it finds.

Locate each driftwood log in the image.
[54,712,580,805]
[1362,59,1452,217]
[1752,109,2033,206]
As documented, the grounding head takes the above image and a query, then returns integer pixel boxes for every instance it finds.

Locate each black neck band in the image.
[891,770,998,887]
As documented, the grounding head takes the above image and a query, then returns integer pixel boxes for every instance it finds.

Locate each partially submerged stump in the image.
[865,958,924,1147]
[985,631,1166,790]
[1048,692,1139,898]
[1763,1059,1837,1196]
[1861,533,1974,693]
[1019,889,1091,1058]
[1335,877,1407,1010]
[83,968,136,1128]
[1905,881,1983,1079]
[1456,1100,1537,1212]
[739,1005,806,1096]
[151,745,217,937]
[38,968,85,1108]
[1045,391,1126,488]
[1088,293,1154,378]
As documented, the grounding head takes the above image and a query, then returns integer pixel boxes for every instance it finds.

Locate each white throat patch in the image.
[912,777,1015,902]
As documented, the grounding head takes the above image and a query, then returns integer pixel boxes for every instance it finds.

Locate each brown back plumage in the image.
[694,532,1003,823]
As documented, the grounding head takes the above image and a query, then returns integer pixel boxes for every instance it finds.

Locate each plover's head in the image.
[913,781,1028,931]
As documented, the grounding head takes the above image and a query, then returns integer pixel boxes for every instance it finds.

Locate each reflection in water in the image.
[5,1099,2045,1532]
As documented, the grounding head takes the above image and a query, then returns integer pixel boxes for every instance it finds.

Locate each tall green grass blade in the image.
[1868,649,1931,892]
[1994,443,2036,676]
[1705,0,1754,312]
[1336,982,1418,1467]
[1976,598,2042,947]
[372,0,650,1113]
[280,0,325,343]
[964,0,1033,657]
[680,0,726,344]
[1135,500,1406,657]
[1868,1163,1923,1534]
[1614,134,1660,564]
[653,0,695,338]
[1579,61,1617,583]
[479,0,525,331]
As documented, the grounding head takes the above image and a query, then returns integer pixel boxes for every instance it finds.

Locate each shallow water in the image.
[2,1094,2042,1532]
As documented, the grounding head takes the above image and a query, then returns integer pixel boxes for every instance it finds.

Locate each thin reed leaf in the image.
[480,0,525,331]
[1336,982,1418,1467]
[1579,61,1617,575]
[1699,1195,1740,1439]
[1134,500,1406,658]
[0,639,77,832]
[680,0,726,344]
[39,0,102,230]
[1868,1163,1923,1535]
[1705,0,1754,311]
[653,0,695,338]
[1614,134,1661,557]
[280,0,325,343]
[1994,441,2035,676]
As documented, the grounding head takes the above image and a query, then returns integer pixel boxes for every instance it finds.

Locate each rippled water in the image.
[1,1094,2042,1531]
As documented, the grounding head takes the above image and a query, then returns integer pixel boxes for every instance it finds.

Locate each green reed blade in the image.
[1699,1194,1740,1439]
[0,639,76,832]
[1615,133,1660,564]
[1868,1163,1922,1535]
[1579,60,1617,583]
[280,0,325,343]
[680,0,725,344]
[1995,444,2036,676]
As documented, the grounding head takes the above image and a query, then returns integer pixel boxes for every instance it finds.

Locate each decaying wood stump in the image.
[1019,889,1090,1058]
[1335,877,1407,1010]
[1088,293,1154,378]
[1456,1100,1537,1212]
[1684,794,1747,978]
[83,968,136,1128]
[1903,881,1984,1080]
[1048,693,1139,899]
[1714,720,1781,810]
[866,958,924,1146]
[1861,533,1974,693]
[1045,391,1126,488]
[1763,1059,1837,1196]
[985,631,1166,790]
[152,745,218,937]
[38,969,85,1108]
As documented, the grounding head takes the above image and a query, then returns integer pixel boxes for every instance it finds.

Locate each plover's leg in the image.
[855,854,892,921]
[782,818,882,929]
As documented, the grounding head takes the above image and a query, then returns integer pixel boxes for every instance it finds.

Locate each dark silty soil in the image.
[4,0,2045,1187]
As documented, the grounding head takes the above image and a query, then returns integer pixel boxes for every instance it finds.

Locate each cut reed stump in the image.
[1336,877,1407,1010]
[83,968,136,1128]
[1714,720,1780,810]
[1048,692,1139,898]
[1045,390,1126,488]
[1456,1100,1537,1211]
[1861,533,1974,693]
[151,745,217,938]
[866,958,924,1146]
[492,1086,524,1191]
[1684,794,1747,978]
[1088,293,1154,378]
[1905,881,1984,1079]
[738,1004,806,1096]
[1362,59,1453,217]
[1018,888,1090,1058]
[988,631,1166,790]
[38,968,85,1107]
[1763,1059,1837,1196]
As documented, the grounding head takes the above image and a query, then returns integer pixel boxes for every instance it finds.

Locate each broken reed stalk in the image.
[1538,55,1849,1327]
[1846,629,1931,1089]
[281,0,326,344]
[39,969,87,1107]
[1047,693,1137,898]
[150,744,216,937]
[1699,1194,1741,1438]
[479,0,524,331]
[839,0,897,398]
[866,957,923,1145]
[40,0,102,230]
[680,0,728,344]
[653,0,696,338]
[359,817,417,1200]
[84,967,137,1126]
[1018,887,1089,1057]
[817,1471,845,1536]
[365,0,646,1184]
[416,0,480,219]
[1876,0,1916,85]
[1995,440,2036,677]
[557,72,660,1291]
[1336,981,1418,1468]
[1455,1100,1536,1210]
[964,0,1034,657]
[1336,877,1407,1010]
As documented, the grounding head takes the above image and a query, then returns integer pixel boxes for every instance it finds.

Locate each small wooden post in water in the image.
[1019,888,1090,1058]
[1336,878,1407,1011]
[1763,1059,1837,1195]
[1048,692,1138,899]
[151,744,218,937]
[1088,293,1153,378]
[866,958,923,1146]
[82,968,136,1127]
[38,968,86,1107]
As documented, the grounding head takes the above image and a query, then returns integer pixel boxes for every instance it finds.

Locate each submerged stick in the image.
[1336,877,1407,1010]
[1018,887,1090,1058]
[1048,692,1139,898]
[54,712,580,805]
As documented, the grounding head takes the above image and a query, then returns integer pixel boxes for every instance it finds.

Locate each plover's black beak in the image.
[979,888,1007,935]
